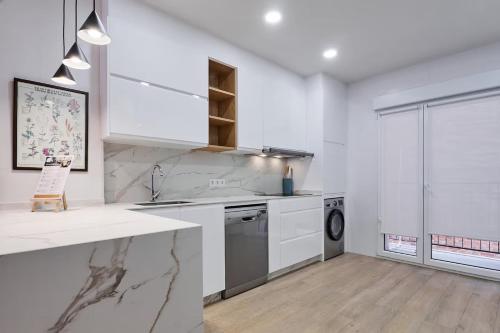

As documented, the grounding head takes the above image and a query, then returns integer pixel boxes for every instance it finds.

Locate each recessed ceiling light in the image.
[140,81,150,86]
[323,48,338,59]
[264,10,282,25]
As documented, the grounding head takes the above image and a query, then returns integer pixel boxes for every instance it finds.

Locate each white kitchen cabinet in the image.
[101,8,209,149]
[280,209,322,241]
[179,205,225,297]
[103,75,208,148]
[268,197,323,273]
[323,142,346,195]
[281,233,323,268]
[235,67,264,153]
[262,74,307,151]
[267,200,281,273]
[108,16,208,98]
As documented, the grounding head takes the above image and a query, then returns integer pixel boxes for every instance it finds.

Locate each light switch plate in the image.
[209,179,226,188]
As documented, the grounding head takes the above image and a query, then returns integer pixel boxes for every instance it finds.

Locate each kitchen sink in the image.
[135,201,192,206]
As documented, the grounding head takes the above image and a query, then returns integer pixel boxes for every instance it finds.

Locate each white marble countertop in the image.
[0,204,200,257]
[0,194,322,257]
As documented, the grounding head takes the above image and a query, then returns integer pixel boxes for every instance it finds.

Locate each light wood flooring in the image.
[204,253,500,333]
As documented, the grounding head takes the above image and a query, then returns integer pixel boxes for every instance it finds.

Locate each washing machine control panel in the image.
[325,198,344,209]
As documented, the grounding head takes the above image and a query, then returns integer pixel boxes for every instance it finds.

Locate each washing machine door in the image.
[326,210,344,241]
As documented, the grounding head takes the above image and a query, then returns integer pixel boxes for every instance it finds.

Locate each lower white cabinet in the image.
[268,197,323,273]
[281,233,323,268]
[179,205,225,297]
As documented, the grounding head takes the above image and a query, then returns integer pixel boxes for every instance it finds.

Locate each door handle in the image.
[241,216,257,222]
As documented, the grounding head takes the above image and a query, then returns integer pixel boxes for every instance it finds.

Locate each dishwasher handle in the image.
[225,210,267,226]
[241,216,257,222]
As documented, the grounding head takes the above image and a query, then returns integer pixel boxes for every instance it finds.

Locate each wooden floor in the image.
[204,253,500,333]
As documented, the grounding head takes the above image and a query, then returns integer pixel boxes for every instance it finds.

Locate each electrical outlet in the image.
[209,179,226,188]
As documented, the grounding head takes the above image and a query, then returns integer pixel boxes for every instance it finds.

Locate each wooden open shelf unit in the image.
[199,58,237,152]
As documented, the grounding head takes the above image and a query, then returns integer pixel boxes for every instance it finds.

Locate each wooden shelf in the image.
[209,115,235,126]
[197,144,235,152]
[209,87,235,101]
[196,58,237,153]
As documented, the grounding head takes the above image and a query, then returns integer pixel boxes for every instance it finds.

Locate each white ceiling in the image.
[145,0,500,82]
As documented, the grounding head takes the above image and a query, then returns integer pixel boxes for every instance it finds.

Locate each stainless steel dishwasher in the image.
[223,204,268,299]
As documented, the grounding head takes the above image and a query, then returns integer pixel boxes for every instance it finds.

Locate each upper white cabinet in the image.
[101,9,209,148]
[179,205,225,297]
[236,67,264,153]
[106,76,208,148]
[262,73,307,151]
[323,141,346,194]
[108,16,208,98]
[102,0,309,152]
[323,78,348,144]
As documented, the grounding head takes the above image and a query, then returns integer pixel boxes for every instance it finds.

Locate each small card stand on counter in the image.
[31,155,73,213]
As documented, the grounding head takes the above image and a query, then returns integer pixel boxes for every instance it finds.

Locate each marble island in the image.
[0,205,203,333]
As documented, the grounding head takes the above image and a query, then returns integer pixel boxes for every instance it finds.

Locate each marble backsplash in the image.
[104,143,286,203]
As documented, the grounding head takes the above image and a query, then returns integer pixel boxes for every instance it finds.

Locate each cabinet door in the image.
[108,16,207,97]
[108,76,208,147]
[279,196,322,212]
[262,75,306,151]
[280,232,322,268]
[323,142,346,195]
[180,205,225,296]
[237,66,264,153]
[267,200,281,273]
[280,209,322,241]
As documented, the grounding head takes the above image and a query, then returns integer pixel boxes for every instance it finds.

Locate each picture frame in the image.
[13,78,89,171]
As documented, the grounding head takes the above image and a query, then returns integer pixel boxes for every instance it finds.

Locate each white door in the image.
[180,205,225,296]
[378,106,424,264]
[424,93,500,279]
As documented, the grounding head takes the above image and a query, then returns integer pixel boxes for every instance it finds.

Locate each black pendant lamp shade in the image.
[63,42,90,69]
[78,2,111,46]
[52,64,77,85]
[63,0,91,69]
[52,0,77,85]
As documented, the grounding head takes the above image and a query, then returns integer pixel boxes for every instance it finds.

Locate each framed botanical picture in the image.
[13,78,89,171]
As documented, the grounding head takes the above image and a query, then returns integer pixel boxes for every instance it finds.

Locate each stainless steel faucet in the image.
[151,164,165,202]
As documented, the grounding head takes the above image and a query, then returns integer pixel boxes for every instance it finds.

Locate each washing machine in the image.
[324,197,344,260]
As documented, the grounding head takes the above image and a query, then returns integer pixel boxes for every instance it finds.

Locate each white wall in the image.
[0,0,104,206]
[346,41,500,256]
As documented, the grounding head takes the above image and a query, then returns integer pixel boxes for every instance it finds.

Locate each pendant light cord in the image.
[93,0,96,10]
[62,0,66,57]
[74,0,78,41]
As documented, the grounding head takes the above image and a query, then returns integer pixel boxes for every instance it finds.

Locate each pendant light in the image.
[77,0,111,45]
[63,0,90,70]
[52,0,77,85]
